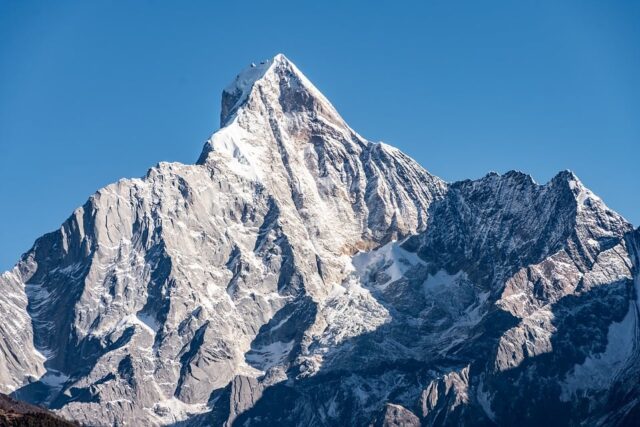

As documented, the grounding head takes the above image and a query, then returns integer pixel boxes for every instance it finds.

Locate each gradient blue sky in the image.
[1,1,639,270]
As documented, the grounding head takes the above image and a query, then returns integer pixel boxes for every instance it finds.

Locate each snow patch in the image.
[423,270,466,293]
[245,340,295,371]
[352,240,426,287]
[560,298,638,400]
[476,380,496,422]
[149,397,209,424]
[136,312,160,334]
[40,369,69,389]
[207,125,262,181]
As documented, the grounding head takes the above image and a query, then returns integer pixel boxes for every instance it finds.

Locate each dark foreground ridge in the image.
[0,394,76,426]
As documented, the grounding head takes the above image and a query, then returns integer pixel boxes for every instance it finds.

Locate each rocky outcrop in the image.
[371,403,420,427]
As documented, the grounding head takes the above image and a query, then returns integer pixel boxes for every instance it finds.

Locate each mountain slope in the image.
[227,171,639,426]
[0,54,638,426]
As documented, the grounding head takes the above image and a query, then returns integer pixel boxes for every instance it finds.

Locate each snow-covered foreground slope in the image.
[0,54,639,426]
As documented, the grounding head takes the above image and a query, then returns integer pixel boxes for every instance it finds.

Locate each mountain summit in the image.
[218,53,341,127]
[0,55,639,426]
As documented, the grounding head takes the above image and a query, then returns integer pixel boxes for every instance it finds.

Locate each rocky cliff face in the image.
[0,54,638,426]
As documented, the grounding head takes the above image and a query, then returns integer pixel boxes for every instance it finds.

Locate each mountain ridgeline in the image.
[0,54,639,426]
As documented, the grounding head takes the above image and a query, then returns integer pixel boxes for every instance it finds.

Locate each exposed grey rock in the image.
[209,375,264,426]
[371,403,420,427]
[0,54,638,427]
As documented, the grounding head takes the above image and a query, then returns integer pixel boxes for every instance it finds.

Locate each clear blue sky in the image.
[1,1,639,270]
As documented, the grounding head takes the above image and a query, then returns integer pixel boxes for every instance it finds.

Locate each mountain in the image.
[0,54,638,427]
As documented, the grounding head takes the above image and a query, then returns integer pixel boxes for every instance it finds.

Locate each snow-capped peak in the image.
[219,53,343,128]
[199,53,371,176]
[221,56,281,115]
[197,53,445,249]
[222,53,290,95]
